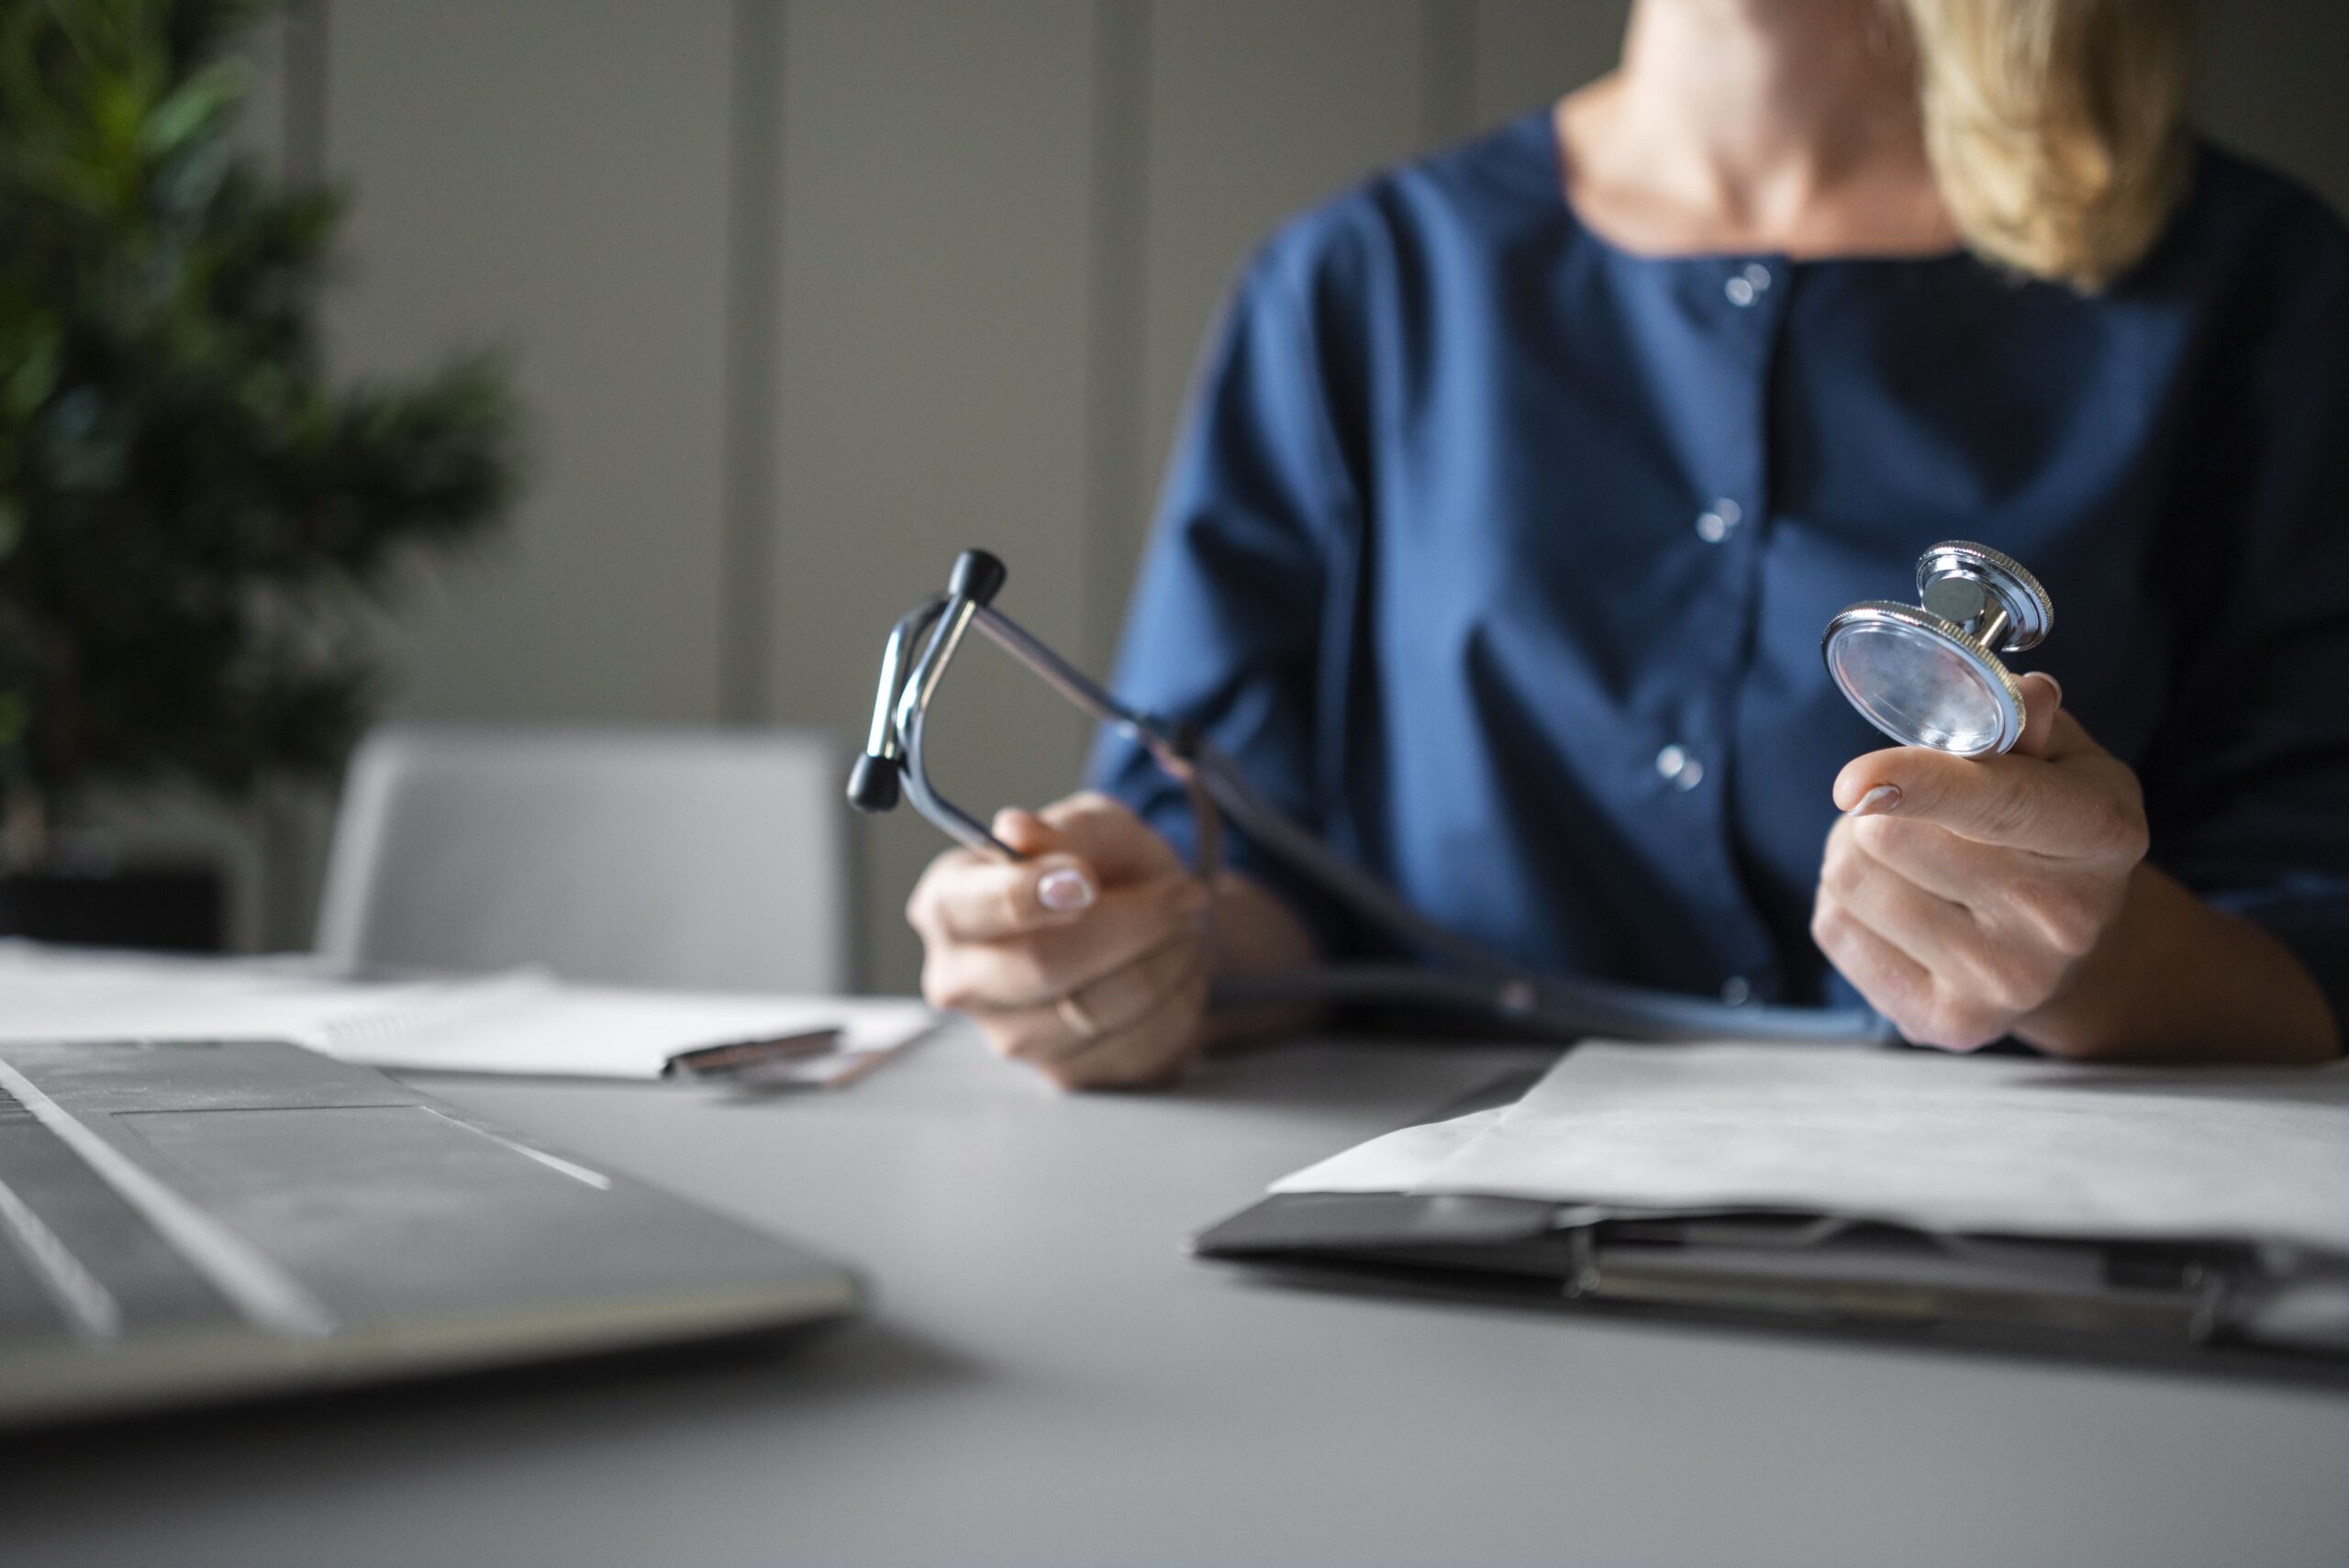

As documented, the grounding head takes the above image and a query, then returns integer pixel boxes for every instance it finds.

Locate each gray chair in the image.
[315,725,850,993]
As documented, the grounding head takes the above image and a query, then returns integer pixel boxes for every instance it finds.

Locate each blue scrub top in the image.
[1089,111,2349,1031]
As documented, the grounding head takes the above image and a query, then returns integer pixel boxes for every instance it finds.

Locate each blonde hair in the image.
[1901,0,2195,291]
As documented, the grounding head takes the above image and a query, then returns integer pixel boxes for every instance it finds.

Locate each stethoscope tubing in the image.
[870,573,1895,1049]
[1180,727,1890,1046]
[1209,970,1892,1045]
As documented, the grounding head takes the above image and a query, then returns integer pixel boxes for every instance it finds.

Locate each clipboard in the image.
[1191,1071,2349,1377]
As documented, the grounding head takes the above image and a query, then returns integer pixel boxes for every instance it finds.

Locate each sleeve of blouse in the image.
[1084,246,1360,954]
[2141,206,2349,1042]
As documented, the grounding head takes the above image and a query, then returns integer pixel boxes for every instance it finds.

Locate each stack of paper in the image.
[0,942,940,1085]
[1274,1041,2349,1257]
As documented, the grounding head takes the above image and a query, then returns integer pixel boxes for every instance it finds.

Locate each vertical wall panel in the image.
[720,0,786,724]
[1110,0,1431,672]
[1468,0,1625,128]
[765,0,1101,989]
[323,0,735,725]
[229,9,287,178]
[1075,2,1152,678]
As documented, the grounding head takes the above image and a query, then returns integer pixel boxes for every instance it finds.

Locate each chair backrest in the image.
[316,725,851,992]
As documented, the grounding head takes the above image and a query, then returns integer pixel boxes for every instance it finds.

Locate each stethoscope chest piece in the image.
[1822,541,2053,756]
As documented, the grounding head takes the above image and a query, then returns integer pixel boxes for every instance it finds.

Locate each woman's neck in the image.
[1558,0,1960,258]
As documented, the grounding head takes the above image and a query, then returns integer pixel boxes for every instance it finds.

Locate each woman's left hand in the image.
[1811,673,2152,1052]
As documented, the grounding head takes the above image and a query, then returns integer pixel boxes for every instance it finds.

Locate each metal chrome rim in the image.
[1821,600,2027,756]
[1915,540,2053,651]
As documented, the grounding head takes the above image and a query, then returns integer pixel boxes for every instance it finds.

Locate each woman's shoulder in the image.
[2185,143,2346,241]
[1245,108,1566,306]
[2149,143,2349,308]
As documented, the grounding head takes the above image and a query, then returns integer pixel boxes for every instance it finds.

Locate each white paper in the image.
[323,983,937,1080]
[0,942,939,1082]
[1270,1106,1510,1195]
[1273,1041,2349,1258]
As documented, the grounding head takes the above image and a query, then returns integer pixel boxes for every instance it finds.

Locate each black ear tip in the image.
[846,753,900,813]
[948,550,1008,606]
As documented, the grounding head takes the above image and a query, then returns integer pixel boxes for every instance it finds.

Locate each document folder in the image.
[1193,1047,2349,1375]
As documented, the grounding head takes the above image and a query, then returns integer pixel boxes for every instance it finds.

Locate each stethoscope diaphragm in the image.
[1822,541,2053,756]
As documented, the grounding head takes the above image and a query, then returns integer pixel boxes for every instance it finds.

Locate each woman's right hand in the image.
[907,791,1214,1090]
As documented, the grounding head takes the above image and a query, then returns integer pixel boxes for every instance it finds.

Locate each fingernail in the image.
[2041,675,2064,708]
[1848,784,1901,817]
[1037,865,1095,912]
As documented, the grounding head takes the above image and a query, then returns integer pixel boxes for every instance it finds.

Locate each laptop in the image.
[0,1036,861,1428]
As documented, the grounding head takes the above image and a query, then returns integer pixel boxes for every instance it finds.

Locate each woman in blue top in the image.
[907,0,2348,1087]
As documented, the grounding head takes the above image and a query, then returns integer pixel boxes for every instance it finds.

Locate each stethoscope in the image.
[1822,541,2054,757]
[853,542,2050,1046]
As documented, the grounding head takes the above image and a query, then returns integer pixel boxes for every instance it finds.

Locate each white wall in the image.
[762,0,1108,990]
[232,0,2342,987]
[324,1,736,725]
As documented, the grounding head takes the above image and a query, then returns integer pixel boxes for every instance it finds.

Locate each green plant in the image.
[0,0,513,861]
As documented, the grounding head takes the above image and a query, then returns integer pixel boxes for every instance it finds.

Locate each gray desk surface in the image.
[13,1028,2347,1565]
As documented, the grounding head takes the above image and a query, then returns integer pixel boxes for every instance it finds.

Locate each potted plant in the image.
[0,0,515,949]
